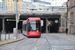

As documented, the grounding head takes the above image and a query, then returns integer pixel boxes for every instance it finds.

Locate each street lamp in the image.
[13,0,19,39]
[16,0,18,38]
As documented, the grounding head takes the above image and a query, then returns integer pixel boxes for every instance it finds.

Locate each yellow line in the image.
[48,34,75,43]
[7,19,25,21]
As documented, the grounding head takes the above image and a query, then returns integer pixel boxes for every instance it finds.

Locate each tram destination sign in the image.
[29,21,39,23]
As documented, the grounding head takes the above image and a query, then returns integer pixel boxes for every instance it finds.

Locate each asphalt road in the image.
[0,34,75,50]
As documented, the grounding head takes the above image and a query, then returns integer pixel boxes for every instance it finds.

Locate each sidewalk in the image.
[1,33,25,40]
[1,34,13,40]
[49,33,75,43]
[0,33,25,46]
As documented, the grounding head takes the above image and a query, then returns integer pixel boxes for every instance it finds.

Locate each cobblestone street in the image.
[0,33,75,50]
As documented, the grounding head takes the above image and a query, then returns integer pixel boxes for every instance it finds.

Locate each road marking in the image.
[12,48,15,50]
[32,47,37,50]
[61,42,62,44]
[52,49,56,50]
[48,34,75,43]
[32,39,38,50]
[34,39,38,47]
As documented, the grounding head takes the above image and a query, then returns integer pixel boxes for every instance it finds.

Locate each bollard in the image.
[9,31,10,39]
[0,32,1,41]
[5,32,6,40]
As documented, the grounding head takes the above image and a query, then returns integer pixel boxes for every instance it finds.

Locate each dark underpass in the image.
[48,18,60,33]
[0,14,61,33]
[4,18,60,33]
[5,18,46,33]
[5,18,26,33]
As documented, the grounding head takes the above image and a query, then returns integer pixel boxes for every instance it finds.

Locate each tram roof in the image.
[28,17,41,20]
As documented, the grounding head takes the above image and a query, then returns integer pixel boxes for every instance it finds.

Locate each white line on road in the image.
[12,48,15,50]
[32,47,38,50]
[61,42,62,44]
[48,34,75,43]
[52,49,56,50]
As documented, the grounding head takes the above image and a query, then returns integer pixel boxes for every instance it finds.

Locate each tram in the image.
[22,18,41,37]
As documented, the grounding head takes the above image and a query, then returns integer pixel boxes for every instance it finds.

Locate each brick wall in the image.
[67,0,75,34]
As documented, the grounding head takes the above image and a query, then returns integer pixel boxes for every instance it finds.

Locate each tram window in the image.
[25,25,27,31]
[27,21,41,31]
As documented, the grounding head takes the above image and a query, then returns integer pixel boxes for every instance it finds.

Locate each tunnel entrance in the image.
[5,21,23,33]
[5,18,26,33]
[41,18,46,33]
[38,18,60,33]
[5,18,60,33]
[5,19,16,33]
[0,13,61,33]
[48,18,59,33]
[5,18,46,33]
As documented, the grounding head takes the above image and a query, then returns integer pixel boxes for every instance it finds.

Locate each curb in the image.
[48,34,75,43]
[0,38,25,46]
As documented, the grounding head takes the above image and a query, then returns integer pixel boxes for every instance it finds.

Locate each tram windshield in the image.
[28,21,40,31]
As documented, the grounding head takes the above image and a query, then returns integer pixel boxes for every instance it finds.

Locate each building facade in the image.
[0,2,7,11]
[22,3,26,12]
[17,0,23,11]
[67,0,75,34]
[0,2,2,11]
[23,1,34,12]
[3,0,23,11]
[3,0,15,11]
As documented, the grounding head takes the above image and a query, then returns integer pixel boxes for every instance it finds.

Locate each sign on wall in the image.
[55,20,58,23]
[41,20,43,26]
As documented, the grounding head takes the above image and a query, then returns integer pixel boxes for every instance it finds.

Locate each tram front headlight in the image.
[36,30,39,33]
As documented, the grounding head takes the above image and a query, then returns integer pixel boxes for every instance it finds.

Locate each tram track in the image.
[1,34,75,50]
[48,35,62,46]
[12,35,62,50]
[32,36,52,50]
[46,34,66,49]
[12,38,28,50]
[42,36,52,50]
[13,37,39,50]
[2,38,27,50]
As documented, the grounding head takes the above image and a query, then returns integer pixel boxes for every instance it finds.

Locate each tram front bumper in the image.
[27,32,41,37]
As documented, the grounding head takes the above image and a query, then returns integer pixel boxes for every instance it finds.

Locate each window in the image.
[8,4,9,5]
[11,7,12,9]
[11,0,12,2]
[28,21,41,31]
[14,7,16,10]
[8,7,9,9]
[18,0,20,2]
[52,0,54,1]
[3,0,4,1]
[14,4,16,6]
[8,0,9,2]
[11,4,12,5]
